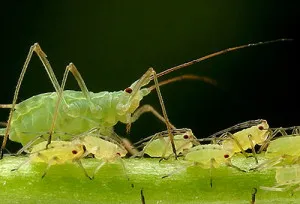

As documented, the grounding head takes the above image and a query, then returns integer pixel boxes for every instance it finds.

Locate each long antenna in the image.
[152,38,292,79]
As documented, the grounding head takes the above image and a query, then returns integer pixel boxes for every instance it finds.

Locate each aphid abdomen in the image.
[266,135,300,158]
[7,90,120,146]
[185,145,231,169]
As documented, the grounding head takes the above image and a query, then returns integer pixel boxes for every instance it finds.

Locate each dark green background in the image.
[0,1,298,151]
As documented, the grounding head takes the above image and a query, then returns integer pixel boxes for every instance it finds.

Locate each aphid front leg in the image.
[126,67,176,159]
[127,104,176,133]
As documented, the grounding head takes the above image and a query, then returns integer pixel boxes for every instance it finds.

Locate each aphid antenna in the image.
[153,39,293,80]
[147,74,217,92]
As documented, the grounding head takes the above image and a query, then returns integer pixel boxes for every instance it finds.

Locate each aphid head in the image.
[117,75,152,117]
[252,120,270,144]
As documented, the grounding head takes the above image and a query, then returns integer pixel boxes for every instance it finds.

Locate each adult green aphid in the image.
[134,128,196,158]
[12,140,91,179]
[0,39,291,159]
[260,164,300,193]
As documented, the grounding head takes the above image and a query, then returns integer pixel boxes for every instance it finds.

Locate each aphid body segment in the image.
[261,164,300,192]
[140,128,195,158]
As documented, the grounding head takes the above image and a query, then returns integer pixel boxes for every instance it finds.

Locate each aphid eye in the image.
[124,87,133,93]
[72,150,78,154]
[116,152,121,156]
[224,154,229,158]
[258,126,264,130]
[183,134,189,139]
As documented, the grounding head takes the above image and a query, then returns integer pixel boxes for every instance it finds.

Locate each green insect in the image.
[163,143,245,187]
[134,128,196,158]
[260,164,300,193]
[12,140,91,179]
[220,120,270,163]
[253,132,300,171]
[75,132,129,179]
[0,39,291,159]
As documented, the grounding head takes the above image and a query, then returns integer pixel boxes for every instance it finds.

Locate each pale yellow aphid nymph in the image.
[184,144,234,169]
[139,128,195,158]
[13,140,91,179]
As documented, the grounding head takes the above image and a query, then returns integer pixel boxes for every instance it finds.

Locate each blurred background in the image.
[0,1,298,151]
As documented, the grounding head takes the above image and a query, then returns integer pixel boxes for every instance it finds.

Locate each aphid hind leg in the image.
[0,43,63,158]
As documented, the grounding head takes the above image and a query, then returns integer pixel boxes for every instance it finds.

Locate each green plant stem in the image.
[0,155,298,204]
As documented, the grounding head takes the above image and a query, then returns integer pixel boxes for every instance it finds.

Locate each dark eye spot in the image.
[72,150,78,154]
[125,87,133,93]
[258,126,264,130]
[116,152,121,156]
[183,134,189,139]
[224,154,229,158]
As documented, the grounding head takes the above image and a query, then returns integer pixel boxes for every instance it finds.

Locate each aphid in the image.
[134,128,196,158]
[12,140,91,179]
[163,143,245,187]
[218,120,270,163]
[253,133,300,170]
[260,164,300,193]
[0,39,291,159]
[76,134,128,179]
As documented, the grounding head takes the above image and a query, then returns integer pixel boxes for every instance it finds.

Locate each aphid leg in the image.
[161,163,194,179]
[75,160,92,180]
[115,154,131,184]
[46,63,94,148]
[209,158,217,188]
[248,134,258,164]
[0,43,63,158]
[251,156,285,171]
[0,104,13,109]
[226,132,248,158]
[149,68,176,159]
[16,134,48,155]
[0,122,8,127]
[127,104,176,134]
[258,128,287,153]
[208,119,264,138]
[225,159,246,172]
[91,160,106,179]
[11,158,31,172]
